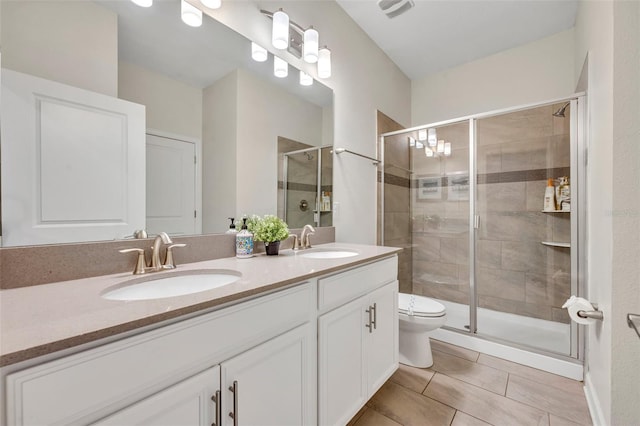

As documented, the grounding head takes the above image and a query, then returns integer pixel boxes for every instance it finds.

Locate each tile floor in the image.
[348,340,592,426]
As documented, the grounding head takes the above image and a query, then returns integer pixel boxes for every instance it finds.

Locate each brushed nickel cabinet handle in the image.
[211,390,221,426]
[365,306,373,333]
[228,380,238,426]
[371,303,377,330]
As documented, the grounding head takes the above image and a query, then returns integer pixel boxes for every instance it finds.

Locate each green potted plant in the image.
[247,215,290,255]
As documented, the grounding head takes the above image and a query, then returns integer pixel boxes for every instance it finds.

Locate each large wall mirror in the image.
[0,0,333,247]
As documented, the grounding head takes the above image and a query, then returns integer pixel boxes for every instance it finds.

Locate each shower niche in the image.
[380,96,585,362]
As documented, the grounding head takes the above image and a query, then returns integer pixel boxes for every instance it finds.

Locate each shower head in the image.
[553,102,571,117]
[305,152,314,161]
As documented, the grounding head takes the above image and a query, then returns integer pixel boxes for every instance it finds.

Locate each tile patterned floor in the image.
[348,340,592,426]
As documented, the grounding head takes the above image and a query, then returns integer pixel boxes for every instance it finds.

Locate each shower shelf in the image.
[541,241,571,248]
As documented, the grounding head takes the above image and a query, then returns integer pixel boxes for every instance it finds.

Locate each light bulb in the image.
[437,139,445,153]
[131,0,152,7]
[303,27,319,63]
[317,46,331,79]
[272,10,289,50]
[199,0,221,8]
[251,42,268,62]
[425,147,434,157]
[299,71,313,86]
[444,142,452,156]
[428,128,437,147]
[274,56,288,78]
[418,129,427,141]
[181,0,202,27]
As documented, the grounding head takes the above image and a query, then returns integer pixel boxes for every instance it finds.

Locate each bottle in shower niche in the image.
[543,178,557,211]
[236,218,254,258]
[557,177,571,211]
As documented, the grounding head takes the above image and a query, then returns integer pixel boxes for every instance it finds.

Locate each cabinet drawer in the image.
[6,283,312,425]
[318,256,397,312]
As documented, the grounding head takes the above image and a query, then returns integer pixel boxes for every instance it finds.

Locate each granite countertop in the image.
[0,243,400,367]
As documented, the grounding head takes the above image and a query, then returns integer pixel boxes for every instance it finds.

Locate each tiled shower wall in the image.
[411,103,572,323]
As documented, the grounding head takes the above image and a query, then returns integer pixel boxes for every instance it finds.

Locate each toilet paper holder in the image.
[577,303,604,321]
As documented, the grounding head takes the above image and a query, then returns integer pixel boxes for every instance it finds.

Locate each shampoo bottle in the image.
[235,218,254,258]
[543,178,557,211]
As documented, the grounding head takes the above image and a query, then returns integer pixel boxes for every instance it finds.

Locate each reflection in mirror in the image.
[0,0,333,247]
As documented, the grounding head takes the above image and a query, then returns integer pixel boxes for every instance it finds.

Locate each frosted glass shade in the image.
[428,128,437,147]
[408,136,416,147]
[417,128,427,141]
[181,0,202,27]
[274,57,288,78]
[131,0,152,7]
[200,0,221,8]
[299,71,313,86]
[437,139,445,153]
[251,42,268,62]
[272,10,289,49]
[303,27,319,63]
[425,147,434,157]
[318,47,331,79]
[444,142,452,156]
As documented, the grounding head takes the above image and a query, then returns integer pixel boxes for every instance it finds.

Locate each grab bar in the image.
[332,148,380,165]
[628,313,640,338]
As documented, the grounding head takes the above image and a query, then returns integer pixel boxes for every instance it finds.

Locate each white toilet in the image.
[398,293,447,368]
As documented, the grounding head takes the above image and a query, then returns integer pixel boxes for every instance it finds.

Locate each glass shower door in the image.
[474,103,573,355]
[283,149,319,229]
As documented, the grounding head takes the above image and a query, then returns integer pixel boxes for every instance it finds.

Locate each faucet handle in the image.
[164,243,186,269]
[119,248,147,275]
[288,234,300,251]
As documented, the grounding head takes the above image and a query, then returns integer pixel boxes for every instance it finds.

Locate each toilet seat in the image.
[398,293,446,318]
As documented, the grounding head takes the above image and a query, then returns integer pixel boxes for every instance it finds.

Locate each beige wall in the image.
[118,61,203,140]
[205,0,412,244]
[411,29,575,126]
[1,0,117,96]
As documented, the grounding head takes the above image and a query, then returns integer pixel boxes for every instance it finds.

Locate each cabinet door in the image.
[318,296,368,426]
[221,324,313,426]
[92,366,220,426]
[366,281,399,395]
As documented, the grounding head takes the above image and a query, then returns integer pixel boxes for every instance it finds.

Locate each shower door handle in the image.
[474,215,480,229]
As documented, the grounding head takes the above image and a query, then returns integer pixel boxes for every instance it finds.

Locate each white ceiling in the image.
[336,0,578,80]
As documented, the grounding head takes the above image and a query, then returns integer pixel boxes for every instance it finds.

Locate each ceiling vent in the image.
[377,0,415,18]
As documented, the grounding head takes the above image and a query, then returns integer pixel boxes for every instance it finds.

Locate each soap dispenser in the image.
[226,217,238,234]
[236,218,254,258]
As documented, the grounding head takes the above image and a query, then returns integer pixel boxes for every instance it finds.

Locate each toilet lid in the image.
[398,293,446,317]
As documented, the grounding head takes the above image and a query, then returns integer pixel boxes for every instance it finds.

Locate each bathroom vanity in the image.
[0,244,399,425]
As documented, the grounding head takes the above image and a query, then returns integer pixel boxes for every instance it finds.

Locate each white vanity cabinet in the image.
[6,283,314,425]
[317,257,399,426]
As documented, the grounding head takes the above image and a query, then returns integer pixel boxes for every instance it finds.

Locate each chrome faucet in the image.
[300,224,316,249]
[150,232,172,271]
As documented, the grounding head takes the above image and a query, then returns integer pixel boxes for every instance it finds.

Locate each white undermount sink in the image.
[102,269,242,301]
[297,248,359,259]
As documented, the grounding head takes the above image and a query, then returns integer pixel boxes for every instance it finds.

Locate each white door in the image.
[318,296,367,426]
[221,324,312,426]
[92,366,220,426]
[146,134,196,236]
[366,281,399,395]
[1,68,145,246]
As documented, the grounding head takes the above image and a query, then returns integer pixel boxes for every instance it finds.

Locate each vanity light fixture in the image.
[437,139,445,153]
[303,27,319,63]
[300,71,313,86]
[272,9,290,49]
[199,0,221,9]
[318,46,332,79]
[444,142,452,156]
[428,128,437,147]
[131,0,152,7]
[417,128,427,141]
[425,147,434,157]
[274,56,288,78]
[251,42,268,62]
[181,0,202,27]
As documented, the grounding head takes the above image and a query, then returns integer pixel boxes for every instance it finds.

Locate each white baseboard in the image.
[584,372,606,426]
[431,328,583,380]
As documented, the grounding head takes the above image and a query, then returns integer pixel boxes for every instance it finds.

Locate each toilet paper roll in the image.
[563,296,596,325]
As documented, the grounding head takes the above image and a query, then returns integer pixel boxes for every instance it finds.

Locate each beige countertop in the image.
[0,243,400,367]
